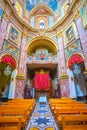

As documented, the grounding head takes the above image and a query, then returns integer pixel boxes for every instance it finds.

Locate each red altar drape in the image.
[34,73,50,91]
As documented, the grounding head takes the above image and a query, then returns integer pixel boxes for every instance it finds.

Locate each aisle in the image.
[26,103,58,130]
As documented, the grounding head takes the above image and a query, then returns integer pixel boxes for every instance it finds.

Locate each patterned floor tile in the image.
[26,103,58,130]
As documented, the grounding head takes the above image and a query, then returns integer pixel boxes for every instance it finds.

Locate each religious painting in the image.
[63,2,70,15]
[2,40,19,60]
[80,0,87,27]
[0,7,3,22]
[66,26,74,42]
[15,1,23,18]
[9,26,18,44]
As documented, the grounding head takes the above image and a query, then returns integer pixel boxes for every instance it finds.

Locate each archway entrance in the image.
[0,55,17,101]
[27,66,58,100]
[26,37,60,99]
[68,54,87,100]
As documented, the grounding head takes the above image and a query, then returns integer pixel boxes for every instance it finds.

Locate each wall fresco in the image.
[26,0,58,11]
[65,39,83,61]
[9,26,19,44]
[2,40,19,60]
[66,26,74,43]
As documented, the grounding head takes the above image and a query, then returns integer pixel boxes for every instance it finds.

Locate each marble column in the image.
[15,33,27,98]
[75,16,87,70]
[57,31,70,97]
[0,12,10,51]
[8,69,17,99]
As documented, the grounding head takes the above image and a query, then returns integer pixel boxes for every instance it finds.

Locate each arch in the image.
[0,53,17,68]
[29,3,54,16]
[26,36,58,55]
[68,53,84,69]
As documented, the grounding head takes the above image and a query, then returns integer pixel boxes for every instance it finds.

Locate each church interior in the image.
[0,0,87,129]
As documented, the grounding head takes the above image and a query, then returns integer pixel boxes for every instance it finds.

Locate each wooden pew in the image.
[0,116,26,130]
[62,115,87,130]
[0,126,20,130]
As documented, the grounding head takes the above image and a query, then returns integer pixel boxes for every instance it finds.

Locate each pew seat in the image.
[62,115,87,130]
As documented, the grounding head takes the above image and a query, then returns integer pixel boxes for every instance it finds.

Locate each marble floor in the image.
[26,103,58,130]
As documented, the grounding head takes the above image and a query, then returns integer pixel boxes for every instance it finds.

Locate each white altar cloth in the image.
[39,96,47,103]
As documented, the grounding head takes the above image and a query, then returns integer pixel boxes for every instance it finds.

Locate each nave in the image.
[27,102,57,130]
[0,98,87,130]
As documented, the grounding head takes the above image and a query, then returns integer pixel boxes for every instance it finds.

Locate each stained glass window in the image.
[40,19,44,29]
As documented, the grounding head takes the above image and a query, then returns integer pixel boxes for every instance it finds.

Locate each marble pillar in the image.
[76,16,87,69]
[0,13,9,51]
[15,34,27,98]
[57,32,70,97]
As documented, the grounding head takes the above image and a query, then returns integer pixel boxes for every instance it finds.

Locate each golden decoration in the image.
[16,74,25,80]
[35,69,49,74]
[60,73,68,79]
[38,29,46,36]
[73,9,80,20]
[56,31,62,37]
[22,31,27,38]
[3,11,10,21]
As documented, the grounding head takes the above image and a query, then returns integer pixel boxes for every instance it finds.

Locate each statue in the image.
[73,64,87,98]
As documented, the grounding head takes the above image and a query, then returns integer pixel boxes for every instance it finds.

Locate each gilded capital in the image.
[73,9,80,20]
[60,73,68,79]
[84,68,87,75]
[3,11,10,21]
[56,31,62,37]
[16,74,25,80]
[22,32,27,38]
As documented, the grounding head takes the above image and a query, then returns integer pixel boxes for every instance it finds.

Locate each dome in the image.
[26,0,58,11]
[11,0,72,29]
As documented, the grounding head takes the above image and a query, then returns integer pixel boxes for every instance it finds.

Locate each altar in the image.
[39,96,47,104]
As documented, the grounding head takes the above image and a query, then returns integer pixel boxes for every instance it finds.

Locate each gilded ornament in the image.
[60,73,68,79]
[56,31,62,37]
[73,9,80,20]
[3,11,10,21]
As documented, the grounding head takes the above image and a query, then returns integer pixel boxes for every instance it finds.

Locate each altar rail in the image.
[27,55,58,64]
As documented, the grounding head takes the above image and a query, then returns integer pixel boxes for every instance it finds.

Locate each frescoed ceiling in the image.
[26,0,58,11]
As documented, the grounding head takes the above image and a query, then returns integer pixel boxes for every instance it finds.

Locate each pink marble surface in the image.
[15,79,25,98]
[0,18,8,50]
[60,79,70,97]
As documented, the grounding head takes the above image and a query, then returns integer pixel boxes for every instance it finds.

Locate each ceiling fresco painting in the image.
[26,0,58,11]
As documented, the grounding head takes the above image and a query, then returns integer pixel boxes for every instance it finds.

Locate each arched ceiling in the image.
[26,0,58,12]
[27,38,57,55]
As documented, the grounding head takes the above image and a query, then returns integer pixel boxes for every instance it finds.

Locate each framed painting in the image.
[9,26,18,44]
[66,26,74,42]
